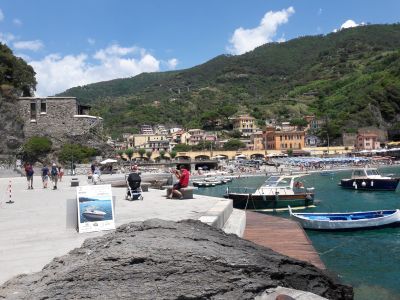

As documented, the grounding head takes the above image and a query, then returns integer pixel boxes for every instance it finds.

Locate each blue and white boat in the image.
[339,168,399,191]
[289,206,400,230]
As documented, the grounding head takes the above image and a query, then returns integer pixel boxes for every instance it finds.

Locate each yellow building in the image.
[231,114,257,136]
[263,127,305,150]
[127,134,167,148]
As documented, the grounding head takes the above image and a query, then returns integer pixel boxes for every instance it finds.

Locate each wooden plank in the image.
[244,211,325,269]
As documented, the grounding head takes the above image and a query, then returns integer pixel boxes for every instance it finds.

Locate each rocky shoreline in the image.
[0,219,353,299]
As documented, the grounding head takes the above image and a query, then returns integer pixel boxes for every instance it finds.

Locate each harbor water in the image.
[195,168,400,300]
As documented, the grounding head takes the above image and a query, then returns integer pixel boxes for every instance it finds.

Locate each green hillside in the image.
[58,24,400,139]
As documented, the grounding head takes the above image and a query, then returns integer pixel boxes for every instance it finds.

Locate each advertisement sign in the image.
[76,184,115,233]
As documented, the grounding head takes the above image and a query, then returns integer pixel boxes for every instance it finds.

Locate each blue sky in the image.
[1,0,399,96]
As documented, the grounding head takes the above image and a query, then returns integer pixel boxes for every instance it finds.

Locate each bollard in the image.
[6,179,14,204]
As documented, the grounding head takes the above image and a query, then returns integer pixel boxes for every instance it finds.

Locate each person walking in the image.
[41,164,49,188]
[58,166,64,182]
[51,163,59,190]
[25,163,34,189]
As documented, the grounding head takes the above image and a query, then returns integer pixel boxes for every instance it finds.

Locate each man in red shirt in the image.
[167,165,190,199]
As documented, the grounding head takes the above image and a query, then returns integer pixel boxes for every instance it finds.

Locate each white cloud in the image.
[13,40,44,51]
[87,38,95,45]
[167,58,178,69]
[0,32,16,44]
[13,18,22,26]
[29,44,163,97]
[317,8,322,16]
[0,9,4,22]
[227,6,295,55]
[334,19,366,32]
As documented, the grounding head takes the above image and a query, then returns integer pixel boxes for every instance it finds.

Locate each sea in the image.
[194,167,400,300]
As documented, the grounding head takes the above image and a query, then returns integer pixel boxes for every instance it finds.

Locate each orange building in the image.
[356,133,380,150]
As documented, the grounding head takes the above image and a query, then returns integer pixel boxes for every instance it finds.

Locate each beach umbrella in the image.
[100,158,118,165]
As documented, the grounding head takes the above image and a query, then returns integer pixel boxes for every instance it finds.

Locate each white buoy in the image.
[362,181,367,187]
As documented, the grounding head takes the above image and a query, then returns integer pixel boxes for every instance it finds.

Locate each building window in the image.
[30,102,36,121]
[40,101,47,114]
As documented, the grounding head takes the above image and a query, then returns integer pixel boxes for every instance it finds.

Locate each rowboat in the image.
[289,206,400,230]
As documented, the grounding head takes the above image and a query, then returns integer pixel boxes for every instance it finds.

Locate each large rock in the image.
[0,219,353,299]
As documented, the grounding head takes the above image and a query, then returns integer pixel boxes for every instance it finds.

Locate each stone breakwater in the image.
[0,219,353,299]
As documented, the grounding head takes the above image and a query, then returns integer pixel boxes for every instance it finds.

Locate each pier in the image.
[244,211,325,269]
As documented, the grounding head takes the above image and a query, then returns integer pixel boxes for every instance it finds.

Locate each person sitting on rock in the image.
[167,165,190,199]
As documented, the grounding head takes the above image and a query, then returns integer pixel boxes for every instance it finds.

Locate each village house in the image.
[356,133,380,150]
[262,126,305,150]
[231,114,258,137]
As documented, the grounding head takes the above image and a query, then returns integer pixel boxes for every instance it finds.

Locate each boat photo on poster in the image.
[76,184,115,233]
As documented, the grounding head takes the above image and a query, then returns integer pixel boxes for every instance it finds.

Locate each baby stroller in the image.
[125,172,143,200]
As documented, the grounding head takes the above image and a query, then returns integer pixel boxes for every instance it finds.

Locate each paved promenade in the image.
[0,174,225,285]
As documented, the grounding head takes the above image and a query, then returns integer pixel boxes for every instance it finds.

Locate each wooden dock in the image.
[244,211,325,269]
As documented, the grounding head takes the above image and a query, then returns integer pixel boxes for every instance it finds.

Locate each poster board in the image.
[76,184,115,233]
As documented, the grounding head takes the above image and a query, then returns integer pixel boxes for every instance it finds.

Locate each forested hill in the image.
[58,24,400,138]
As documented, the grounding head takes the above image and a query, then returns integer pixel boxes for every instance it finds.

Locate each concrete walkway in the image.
[0,175,229,285]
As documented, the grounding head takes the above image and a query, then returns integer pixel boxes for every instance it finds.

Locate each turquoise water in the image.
[194,168,400,300]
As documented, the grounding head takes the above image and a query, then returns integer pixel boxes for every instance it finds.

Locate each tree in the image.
[229,130,242,139]
[159,150,166,160]
[223,139,246,150]
[58,143,98,164]
[170,150,177,160]
[138,148,146,159]
[21,136,52,163]
[173,144,192,152]
[117,150,127,161]
[124,148,134,167]
[145,151,152,161]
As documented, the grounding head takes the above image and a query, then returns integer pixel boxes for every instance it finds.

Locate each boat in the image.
[223,175,314,210]
[339,168,400,191]
[82,207,107,221]
[289,206,400,230]
[192,181,217,187]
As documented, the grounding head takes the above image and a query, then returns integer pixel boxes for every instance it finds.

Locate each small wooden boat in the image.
[339,168,400,191]
[289,206,400,230]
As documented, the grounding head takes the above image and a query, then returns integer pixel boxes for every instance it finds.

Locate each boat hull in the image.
[82,212,106,221]
[224,193,314,210]
[340,178,399,191]
[290,209,400,230]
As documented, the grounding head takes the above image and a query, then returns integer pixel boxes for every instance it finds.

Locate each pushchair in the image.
[125,172,143,200]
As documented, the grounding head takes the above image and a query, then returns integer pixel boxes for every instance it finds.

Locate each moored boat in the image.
[224,175,314,210]
[339,168,400,191]
[289,206,400,230]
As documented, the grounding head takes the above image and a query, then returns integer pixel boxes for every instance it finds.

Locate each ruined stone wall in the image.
[18,97,103,143]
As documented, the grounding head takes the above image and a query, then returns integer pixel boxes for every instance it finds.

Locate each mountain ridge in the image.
[58,24,400,139]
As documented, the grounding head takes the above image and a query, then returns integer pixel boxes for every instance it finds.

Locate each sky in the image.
[1,0,399,97]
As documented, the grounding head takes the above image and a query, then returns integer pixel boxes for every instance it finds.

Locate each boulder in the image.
[0,219,353,299]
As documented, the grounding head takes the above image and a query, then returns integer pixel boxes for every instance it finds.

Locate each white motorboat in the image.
[82,207,107,221]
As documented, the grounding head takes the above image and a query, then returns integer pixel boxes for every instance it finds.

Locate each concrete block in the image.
[70,178,79,187]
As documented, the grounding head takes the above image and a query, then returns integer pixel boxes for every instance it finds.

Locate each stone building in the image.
[18,97,103,142]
